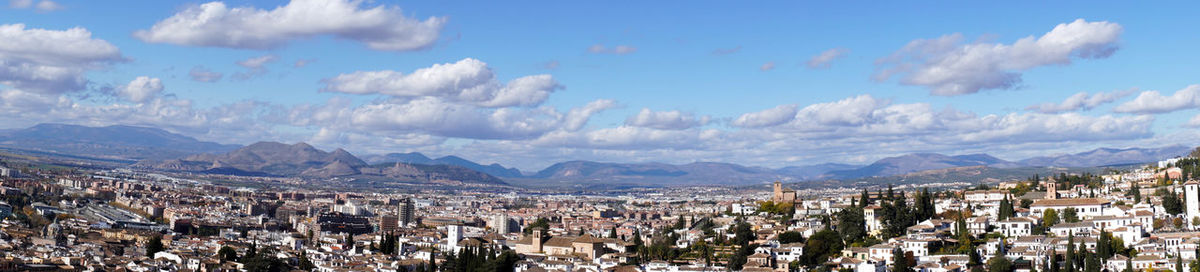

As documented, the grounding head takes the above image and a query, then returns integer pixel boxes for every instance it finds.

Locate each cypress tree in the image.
[892,247,911,272]
[1065,235,1075,272]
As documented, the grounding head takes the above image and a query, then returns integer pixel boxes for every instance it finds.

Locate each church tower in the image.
[773,180,784,202]
[1185,180,1199,228]
[1045,179,1058,200]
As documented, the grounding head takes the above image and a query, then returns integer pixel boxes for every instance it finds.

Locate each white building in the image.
[1030,198,1111,219]
[1186,180,1199,228]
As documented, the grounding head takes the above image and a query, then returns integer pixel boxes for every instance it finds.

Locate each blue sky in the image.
[2,0,1198,170]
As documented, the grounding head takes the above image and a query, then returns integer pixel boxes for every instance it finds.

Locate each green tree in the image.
[779,231,805,244]
[1070,234,1080,272]
[836,205,866,244]
[1163,192,1184,215]
[298,252,315,271]
[800,229,845,267]
[1061,208,1080,223]
[524,218,551,236]
[987,249,1013,272]
[218,246,238,261]
[732,221,754,246]
[860,189,871,207]
[1043,209,1060,229]
[892,247,912,272]
[1176,255,1184,272]
[146,235,165,257]
[998,196,1014,221]
[1050,249,1060,272]
[1084,251,1100,272]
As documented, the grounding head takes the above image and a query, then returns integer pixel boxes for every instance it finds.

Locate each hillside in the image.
[0,123,240,160]
[825,153,1015,179]
[135,142,507,185]
[1018,145,1192,167]
[364,152,524,178]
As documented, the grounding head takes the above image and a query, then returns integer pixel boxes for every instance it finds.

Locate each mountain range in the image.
[2,123,1192,187]
[0,123,239,161]
[134,142,506,185]
[361,153,524,178]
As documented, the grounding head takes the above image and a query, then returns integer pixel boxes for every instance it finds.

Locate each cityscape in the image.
[2,1,1200,272]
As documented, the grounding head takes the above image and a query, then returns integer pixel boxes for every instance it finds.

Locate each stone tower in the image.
[1045,179,1058,200]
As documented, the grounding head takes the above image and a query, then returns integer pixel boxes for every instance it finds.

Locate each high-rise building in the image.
[380,215,400,232]
[1185,180,1199,227]
[398,198,415,227]
[491,214,520,234]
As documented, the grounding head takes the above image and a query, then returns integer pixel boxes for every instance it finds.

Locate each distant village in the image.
[0,153,1198,272]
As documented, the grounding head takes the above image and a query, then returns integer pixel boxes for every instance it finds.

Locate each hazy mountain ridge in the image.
[1017,145,1192,167]
[3,123,1192,188]
[525,160,787,186]
[135,142,506,185]
[825,153,1019,180]
[364,152,523,178]
[0,123,240,160]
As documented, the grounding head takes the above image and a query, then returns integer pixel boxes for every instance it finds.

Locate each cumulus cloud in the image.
[1113,85,1200,114]
[133,0,446,51]
[0,24,123,94]
[322,58,562,108]
[188,66,223,82]
[120,76,164,103]
[806,48,849,69]
[732,104,798,128]
[875,19,1122,96]
[1026,90,1133,113]
[344,97,613,140]
[624,108,709,130]
[587,44,637,55]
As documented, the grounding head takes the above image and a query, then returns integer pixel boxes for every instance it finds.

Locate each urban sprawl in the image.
[1,155,1199,272]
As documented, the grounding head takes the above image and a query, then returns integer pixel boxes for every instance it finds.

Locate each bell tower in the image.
[1045,179,1058,200]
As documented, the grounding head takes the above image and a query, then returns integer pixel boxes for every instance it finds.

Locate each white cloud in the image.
[587,44,637,55]
[33,0,61,12]
[625,108,709,130]
[1026,90,1133,113]
[806,48,849,69]
[731,104,798,128]
[0,24,123,94]
[563,99,617,131]
[120,76,164,103]
[8,0,31,8]
[1113,85,1200,114]
[1187,114,1200,128]
[189,66,223,82]
[875,19,1122,96]
[322,58,561,108]
[133,0,446,51]
[294,59,315,68]
[237,54,277,69]
[345,97,611,140]
[233,54,278,80]
[759,62,776,71]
